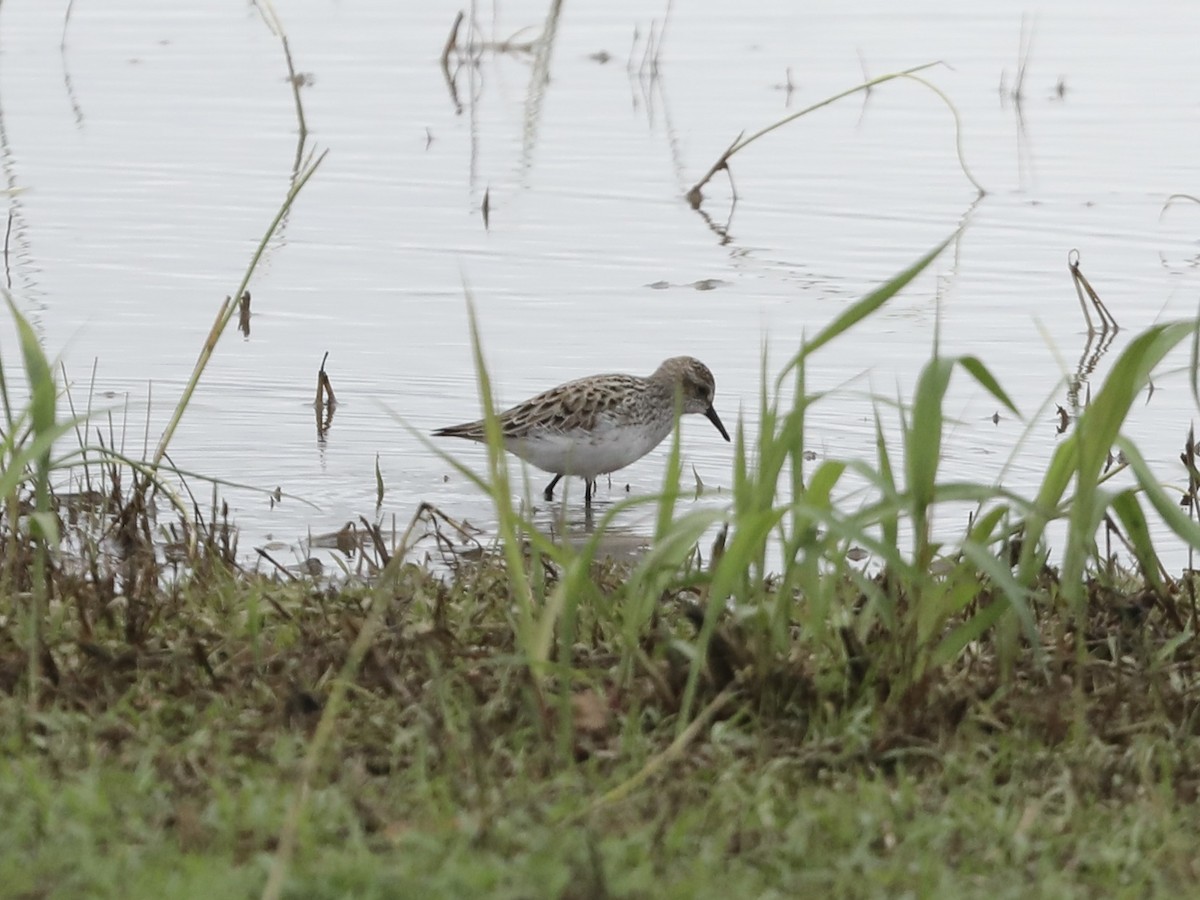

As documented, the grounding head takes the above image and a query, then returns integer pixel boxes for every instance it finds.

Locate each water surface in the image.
[2,0,1199,566]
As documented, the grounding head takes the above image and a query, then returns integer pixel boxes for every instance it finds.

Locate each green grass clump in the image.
[2,551,1200,899]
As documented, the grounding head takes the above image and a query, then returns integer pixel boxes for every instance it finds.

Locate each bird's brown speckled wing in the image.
[434,374,646,441]
[499,374,646,435]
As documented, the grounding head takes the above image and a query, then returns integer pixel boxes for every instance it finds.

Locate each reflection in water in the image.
[60,3,86,129]
[252,1,315,252]
[3,210,11,289]
[439,12,466,115]
[1001,16,1040,191]
[519,0,565,185]
[853,49,875,129]
[0,29,38,310]
[773,67,796,108]
[550,515,655,563]
[438,3,566,200]
[1067,321,1118,420]
[694,202,736,246]
[329,500,662,572]
[1064,251,1119,418]
[1157,196,1200,273]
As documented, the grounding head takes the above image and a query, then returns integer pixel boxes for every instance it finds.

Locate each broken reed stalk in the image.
[374,453,385,509]
[237,290,251,337]
[315,352,336,439]
[152,148,327,468]
[315,351,336,410]
[685,61,978,209]
[1068,249,1119,334]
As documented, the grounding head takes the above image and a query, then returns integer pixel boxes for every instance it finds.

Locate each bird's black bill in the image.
[705,405,731,442]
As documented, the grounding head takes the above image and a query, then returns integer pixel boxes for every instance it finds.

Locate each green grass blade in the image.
[780,231,957,380]
[1109,490,1165,593]
[907,356,954,567]
[958,355,1021,417]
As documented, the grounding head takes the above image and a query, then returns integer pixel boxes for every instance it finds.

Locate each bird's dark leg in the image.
[543,473,563,502]
[585,478,593,506]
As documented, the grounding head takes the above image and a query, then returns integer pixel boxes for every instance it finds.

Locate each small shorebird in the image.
[434,356,731,504]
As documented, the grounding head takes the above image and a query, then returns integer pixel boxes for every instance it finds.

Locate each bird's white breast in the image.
[505,416,674,478]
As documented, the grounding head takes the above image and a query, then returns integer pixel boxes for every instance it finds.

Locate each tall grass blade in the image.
[461,290,537,666]
[781,231,957,379]
[5,295,57,712]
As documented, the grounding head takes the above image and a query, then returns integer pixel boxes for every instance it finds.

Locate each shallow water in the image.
[2,0,1199,568]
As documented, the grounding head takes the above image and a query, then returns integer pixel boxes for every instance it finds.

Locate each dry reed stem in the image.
[315,352,336,410]
[1068,249,1119,334]
[685,61,953,209]
[237,290,251,337]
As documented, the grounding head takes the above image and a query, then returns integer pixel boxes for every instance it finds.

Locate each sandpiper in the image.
[434,356,731,504]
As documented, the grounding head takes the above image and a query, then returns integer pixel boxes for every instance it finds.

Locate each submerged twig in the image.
[315,351,337,410]
[237,290,251,337]
[315,351,336,439]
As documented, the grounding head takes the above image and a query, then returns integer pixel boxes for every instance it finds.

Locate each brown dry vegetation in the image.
[4,466,1200,897]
